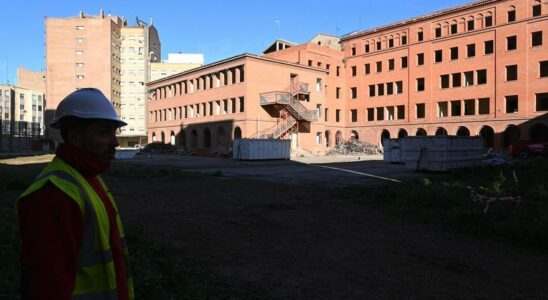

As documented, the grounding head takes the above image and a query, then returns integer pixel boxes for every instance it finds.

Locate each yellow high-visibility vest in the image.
[17,157,134,299]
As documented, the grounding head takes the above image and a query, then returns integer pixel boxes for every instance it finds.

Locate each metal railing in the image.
[259,91,318,121]
[290,82,309,95]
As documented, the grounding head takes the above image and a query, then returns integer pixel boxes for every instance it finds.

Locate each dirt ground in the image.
[4,154,548,299]
[107,159,548,299]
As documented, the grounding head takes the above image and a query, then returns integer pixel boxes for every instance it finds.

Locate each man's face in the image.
[74,120,120,162]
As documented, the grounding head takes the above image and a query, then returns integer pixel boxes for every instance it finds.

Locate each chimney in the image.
[100,8,104,18]
[79,11,84,18]
[150,17,153,25]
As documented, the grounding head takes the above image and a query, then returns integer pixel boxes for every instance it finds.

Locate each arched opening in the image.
[530,123,548,142]
[170,131,176,145]
[456,127,470,137]
[233,126,242,139]
[152,132,157,142]
[350,130,359,141]
[335,131,343,145]
[381,129,390,145]
[503,125,520,147]
[435,127,448,136]
[191,130,198,148]
[416,128,427,136]
[479,126,495,148]
[178,130,186,147]
[204,128,212,148]
[325,130,331,147]
[161,131,166,143]
[217,127,227,147]
[398,129,408,139]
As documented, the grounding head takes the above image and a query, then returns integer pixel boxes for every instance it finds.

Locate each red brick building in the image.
[341,0,547,148]
[148,0,547,154]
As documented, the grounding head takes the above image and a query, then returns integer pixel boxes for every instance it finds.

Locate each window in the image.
[308,60,313,66]
[377,83,384,96]
[351,46,356,56]
[351,66,357,76]
[532,31,543,47]
[387,82,394,95]
[477,69,487,84]
[369,85,375,97]
[506,65,518,81]
[485,40,494,54]
[389,38,394,48]
[508,8,516,22]
[351,109,358,122]
[402,35,407,45]
[397,105,405,120]
[479,98,490,114]
[240,97,245,112]
[451,100,462,116]
[336,66,340,76]
[377,107,385,121]
[464,71,474,86]
[537,93,548,111]
[76,37,84,43]
[396,81,403,94]
[507,36,517,50]
[351,87,358,99]
[540,61,548,77]
[450,47,458,60]
[417,53,424,65]
[438,102,448,117]
[387,107,394,120]
[417,78,425,91]
[451,23,458,34]
[76,50,84,56]
[467,44,476,57]
[533,3,541,17]
[388,59,395,71]
[376,41,382,50]
[336,109,341,122]
[336,87,341,99]
[367,108,375,121]
[441,75,450,89]
[76,75,84,80]
[365,44,370,53]
[467,19,475,31]
[75,25,85,30]
[452,73,461,87]
[376,61,382,72]
[324,108,328,121]
[316,132,322,145]
[401,56,408,68]
[416,103,425,118]
[435,27,442,38]
[506,95,519,113]
[485,15,493,27]
[316,78,322,92]
[365,63,371,74]
[434,50,444,63]
[464,99,475,115]
[417,31,424,42]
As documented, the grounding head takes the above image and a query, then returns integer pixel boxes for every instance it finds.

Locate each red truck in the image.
[509,140,548,158]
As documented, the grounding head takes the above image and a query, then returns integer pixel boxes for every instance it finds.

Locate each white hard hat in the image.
[50,88,127,129]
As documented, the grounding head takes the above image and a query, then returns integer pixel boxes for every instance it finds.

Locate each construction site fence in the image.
[0,120,48,152]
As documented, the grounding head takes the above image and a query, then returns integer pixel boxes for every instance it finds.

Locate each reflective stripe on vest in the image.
[17,157,134,299]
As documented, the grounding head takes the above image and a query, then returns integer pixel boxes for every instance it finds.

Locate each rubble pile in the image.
[327,140,383,156]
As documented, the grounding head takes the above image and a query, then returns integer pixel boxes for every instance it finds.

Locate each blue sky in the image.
[0,0,469,84]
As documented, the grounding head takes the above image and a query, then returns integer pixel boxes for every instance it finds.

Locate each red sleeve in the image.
[18,183,83,300]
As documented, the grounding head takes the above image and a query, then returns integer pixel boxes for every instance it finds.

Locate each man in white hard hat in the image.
[16,88,134,299]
